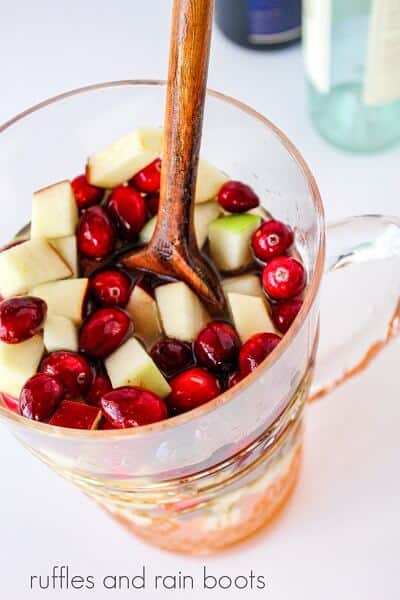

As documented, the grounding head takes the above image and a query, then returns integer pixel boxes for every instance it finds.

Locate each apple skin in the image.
[208,214,261,272]
[0,391,19,413]
[49,401,102,430]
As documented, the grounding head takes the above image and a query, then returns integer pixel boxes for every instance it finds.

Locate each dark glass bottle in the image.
[215,0,302,50]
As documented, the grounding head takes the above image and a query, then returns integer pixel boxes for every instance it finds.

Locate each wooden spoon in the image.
[122,0,226,316]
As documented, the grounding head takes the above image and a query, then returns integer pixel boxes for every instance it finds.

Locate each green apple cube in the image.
[44,315,78,353]
[126,286,162,347]
[208,214,261,272]
[31,181,79,240]
[195,160,229,204]
[228,292,277,342]
[105,337,171,398]
[30,278,89,324]
[155,281,209,342]
[0,335,44,398]
[247,206,272,220]
[222,274,262,297]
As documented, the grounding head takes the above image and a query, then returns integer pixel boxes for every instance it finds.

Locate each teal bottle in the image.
[303,0,400,152]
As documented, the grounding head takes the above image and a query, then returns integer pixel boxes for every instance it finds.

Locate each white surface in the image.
[1,1,399,599]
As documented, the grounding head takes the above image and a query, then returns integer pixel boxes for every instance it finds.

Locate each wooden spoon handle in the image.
[155,0,214,250]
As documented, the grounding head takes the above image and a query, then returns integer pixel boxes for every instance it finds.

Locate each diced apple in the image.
[30,279,88,324]
[0,238,72,298]
[208,214,261,272]
[126,286,162,347]
[49,401,102,429]
[44,315,78,353]
[139,215,156,245]
[31,181,79,240]
[195,159,229,204]
[227,293,277,342]
[87,128,163,188]
[50,236,78,277]
[155,281,209,342]
[0,335,44,398]
[105,337,171,398]
[246,206,272,221]
[222,274,263,297]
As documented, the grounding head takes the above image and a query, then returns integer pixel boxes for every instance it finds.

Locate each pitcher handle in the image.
[310,215,400,401]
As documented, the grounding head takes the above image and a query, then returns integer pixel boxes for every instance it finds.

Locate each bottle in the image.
[215,0,302,49]
[304,0,400,153]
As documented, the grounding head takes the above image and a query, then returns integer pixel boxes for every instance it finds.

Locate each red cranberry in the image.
[101,387,168,428]
[77,206,115,259]
[227,371,244,389]
[100,417,117,430]
[238,333,281,376]
[252,220,294,262]
[79,307,132,359]
[87,373,112,407]
[131,158,161,193]
[217,181,259,213]
[107,186,147,240]
[0,296,47,344]
[168,367,221,414]
[262,256,306,300]
[271,299,303,334]
[195,321,240,373]
[19,373,64,421]
[90,270,131,307]
[40,351,92,398]
[72,174,103,209]
[147,192,160,216]
[1,392,20,413]
[150,338,194,378]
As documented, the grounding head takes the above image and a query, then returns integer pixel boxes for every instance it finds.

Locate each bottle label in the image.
[248,0,302,44]
[303,0,332,93]
[364,0,400,105]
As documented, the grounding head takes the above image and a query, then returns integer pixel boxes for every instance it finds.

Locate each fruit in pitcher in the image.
[227,293,276,342]
[72,174,104,209]
[30,279,89,324]
[155,281,209,342]
[0,392,20,413]
[168,367,221,413]
[146,192,159,216]
[0,296,47,344]
[238,332,281,375]
[90,270,131,307]
[87,373,112,407]
[79,307,132,359]
[131,158,161,192]
[262,256,306,300]
[43,315,78,353]
[0,335,44,398]
[193,201,221,247]
[0,239,72,298]
[208,214,261,272]
[49,236,79,277]
[217,181,259,213]
[40,351,92,398]
[105,337,171,398]
[87,128,163,188]
[194,321,240,373]
[195,159,229,204]
[222,273,262,297]
[252,220,294,262]
[271,299,303,333]
[107,186,147,240]
[77,206,115,259]
[101,387,168,428]
[31,181,79,240]
[49,401,102,430]
[150,338,194,378]
[19,373,64,421]
[126,285,162,346]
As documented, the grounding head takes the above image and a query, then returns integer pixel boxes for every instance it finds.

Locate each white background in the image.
[0,1,399,599]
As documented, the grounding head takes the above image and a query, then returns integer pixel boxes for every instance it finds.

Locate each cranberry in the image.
[19,373,64,421]
[238,333,281,376]
[107,186,147,240]
[40,351,92,398]
[72,174,103,209]
[150,338,194,378]
[252,220,294,262]
[77,206,115,259]
[1,392,20,413]
[147,192,160,216]
[79,307,132,359]
[194,321,240,373]
[271,299,303,334]
[168,367,221,414]
[90,270,131,307]
[262,256,306,300]
[0,296,47,344]
[101,387,168,428]
[131,158,161,193]
[227,371,244,389]
[87,373,112,407]
[217,181,259,213]
[100,417,116,430]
